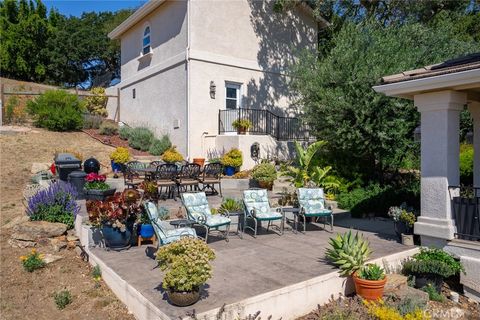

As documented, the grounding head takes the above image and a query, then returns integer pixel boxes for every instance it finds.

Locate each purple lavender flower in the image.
[27,181,80,222]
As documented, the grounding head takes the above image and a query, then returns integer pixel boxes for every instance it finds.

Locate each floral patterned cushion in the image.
[243,189,282,220]
[182,192,230,227]
[297,188,332,216]
[163,227,197,244]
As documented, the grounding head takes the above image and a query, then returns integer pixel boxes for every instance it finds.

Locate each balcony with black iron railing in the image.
[218,108,313,141]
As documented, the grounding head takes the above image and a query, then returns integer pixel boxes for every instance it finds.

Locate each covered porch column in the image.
[414,90,467,246]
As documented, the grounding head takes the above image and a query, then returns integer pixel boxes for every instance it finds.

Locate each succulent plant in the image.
[358,263,385,281]
[325,230,372,276]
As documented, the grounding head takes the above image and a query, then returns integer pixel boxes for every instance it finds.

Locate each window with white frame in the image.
[225,83,241,109]
[142,25,151,55]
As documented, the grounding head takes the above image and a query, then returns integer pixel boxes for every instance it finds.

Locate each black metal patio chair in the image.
[155,163,178,200]
[199,162,223,196]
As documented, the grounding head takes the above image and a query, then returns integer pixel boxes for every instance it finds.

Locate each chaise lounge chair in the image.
[296,187,333,233]
[144,201,197,246]
[243,189,284,237]
[181,192,231,243]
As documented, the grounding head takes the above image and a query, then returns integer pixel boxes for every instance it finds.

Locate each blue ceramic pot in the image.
[111,160,123,173]
[224,166,236,176]
[140,224,154,238]
[101,225,131,250]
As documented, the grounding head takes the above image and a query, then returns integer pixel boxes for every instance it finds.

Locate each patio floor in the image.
[90,213,409,319]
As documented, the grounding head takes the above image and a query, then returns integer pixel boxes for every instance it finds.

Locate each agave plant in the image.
[325,230,372,276]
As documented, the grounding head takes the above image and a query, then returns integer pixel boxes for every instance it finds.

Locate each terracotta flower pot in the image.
[167,288,200,306]
[237,127,247,135]
[193,158,205,167]
[353,272,387,300]
[258,180,273,190]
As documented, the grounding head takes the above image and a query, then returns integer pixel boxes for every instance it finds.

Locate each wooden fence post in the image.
[1,83,4,125]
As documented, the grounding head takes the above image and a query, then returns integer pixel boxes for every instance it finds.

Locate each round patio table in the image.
[169,219,195,228]
[132,167,158,180]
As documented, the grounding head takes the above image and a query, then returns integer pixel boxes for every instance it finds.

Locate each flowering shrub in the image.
[110,147,130,164]
[84,173,110,190]
[221,148,243,168]
[27,182,80,229]
[161,147,184,163]
[87,190,141,231]
[20,249,46,272]
[388,202,416,229]
[364,300,429,320]
[157,238,215,292]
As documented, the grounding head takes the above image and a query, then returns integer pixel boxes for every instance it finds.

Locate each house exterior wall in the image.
[117,63,188,156]
[188,0,317,161]
[120,0,187,81]
[114,0,189,155]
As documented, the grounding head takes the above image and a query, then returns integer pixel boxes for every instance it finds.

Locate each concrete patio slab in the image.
[87,219,412,320]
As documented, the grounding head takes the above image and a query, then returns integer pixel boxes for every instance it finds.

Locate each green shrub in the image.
[161,147,184,163]
[5,96,25,124]
[460,144,473,185]
[336,181,420,218]
[221,148,243,168]
[128,127,154,151]
[54,290,72,309]
[27,90,85,131]
[402,247,464,279]
[423,284,444,302]
[218,198,243,214]
[99,121,118,136]
[156,238,215,292]
[82,113,103,129]
[251,163,277,183]
[20,249,46,272]
[149,135,171,156]
[119,126,132,140]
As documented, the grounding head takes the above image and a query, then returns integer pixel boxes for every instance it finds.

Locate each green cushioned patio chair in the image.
[243,188,284,237]
[296,187,333,233]
[144,201,197,246]
[181,192,231,243]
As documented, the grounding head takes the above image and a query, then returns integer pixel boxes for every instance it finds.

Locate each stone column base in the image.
[414,216,456,240]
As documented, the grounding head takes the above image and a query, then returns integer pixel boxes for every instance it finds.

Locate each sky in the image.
[43,0,147,17]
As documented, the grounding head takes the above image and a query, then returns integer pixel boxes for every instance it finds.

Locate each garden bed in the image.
[82,129,151,157]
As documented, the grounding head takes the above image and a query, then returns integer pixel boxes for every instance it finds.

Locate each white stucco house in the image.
[374,53,480,301]
[107,0,324,168]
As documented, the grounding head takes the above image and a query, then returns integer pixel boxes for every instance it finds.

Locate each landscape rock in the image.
[42,253,63,264]
[11,232,36,242]
[67,241,78,249]
[2,215,30,229]
[13,221,67,239]
[8,238,36,248]
[387,285,429,307]
[67,235,79,242]
[384,274,408,295]
[49,238,67,252]
[31,163,51,174]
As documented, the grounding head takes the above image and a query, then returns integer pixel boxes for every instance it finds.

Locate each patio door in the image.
[225,82,241,109]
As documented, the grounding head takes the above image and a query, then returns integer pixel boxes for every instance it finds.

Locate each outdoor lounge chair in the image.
[144,201,197,246]
[296,187,333,233]
[181,192,231,243]
[243,189,284,237]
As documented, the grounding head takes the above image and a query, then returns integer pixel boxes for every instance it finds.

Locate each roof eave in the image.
[373,68,480,100]
[108,0,166,40]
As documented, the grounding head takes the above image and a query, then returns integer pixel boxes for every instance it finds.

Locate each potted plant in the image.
[84,173,116,201]
[137,208,154,241]
[251,163,277,190]
[325,230,386,300]
[87,189,141,250]
[402,247,464,293]
[110,147,130,178]
[353,264,387,301]
[388,203,416,244]
[140,180,159,201]
[156,238,215,306]
[161,147,184,164]
[221,148,242,176]
[193,158,205,167]
[232,118,252,135]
